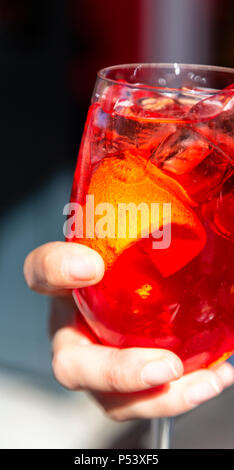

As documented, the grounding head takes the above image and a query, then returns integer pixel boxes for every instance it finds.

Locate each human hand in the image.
[24,241,234,420]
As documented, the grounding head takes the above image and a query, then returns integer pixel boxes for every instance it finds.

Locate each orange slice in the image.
[76,151,206,276]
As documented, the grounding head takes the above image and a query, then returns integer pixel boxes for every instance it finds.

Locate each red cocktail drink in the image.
[67,64,234,374]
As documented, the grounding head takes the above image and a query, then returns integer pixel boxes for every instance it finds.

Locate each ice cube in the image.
[150,87,234,203]
[139,96,179,111]
[188,85,234,160]
[91,102,137,163]
[151,127,211,175]
[140,221,206,277]
[100,81,130,114]
[189,85,234,121]
[110,91,186,159]
[203,176,234,241]
[114,91,188,122]
[214,190,234,240]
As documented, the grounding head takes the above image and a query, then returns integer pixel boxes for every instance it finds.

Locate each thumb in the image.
[24,241,105,295]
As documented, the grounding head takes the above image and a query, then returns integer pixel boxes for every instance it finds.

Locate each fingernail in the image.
[141,359,182,386]
[185,379,221,406]
[68,256,98,280]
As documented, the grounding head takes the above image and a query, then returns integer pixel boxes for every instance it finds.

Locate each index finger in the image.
[23,241,105,295]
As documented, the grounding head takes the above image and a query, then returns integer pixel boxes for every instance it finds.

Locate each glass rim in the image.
[97,62,234,94]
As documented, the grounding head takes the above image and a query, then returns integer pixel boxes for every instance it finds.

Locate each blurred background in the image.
[0,0,234,449]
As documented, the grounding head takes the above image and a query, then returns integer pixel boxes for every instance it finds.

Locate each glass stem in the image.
[151,417,173,449]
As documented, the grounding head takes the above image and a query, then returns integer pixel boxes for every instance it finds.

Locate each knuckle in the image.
[104,349,129,393]
[207,370,223,390]
[105,365,121,393]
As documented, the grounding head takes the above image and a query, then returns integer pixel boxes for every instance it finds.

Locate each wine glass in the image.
[66,64,234,449]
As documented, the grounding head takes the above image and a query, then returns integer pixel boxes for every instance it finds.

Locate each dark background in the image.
[1,0,233,213]
[0,0,233,449]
